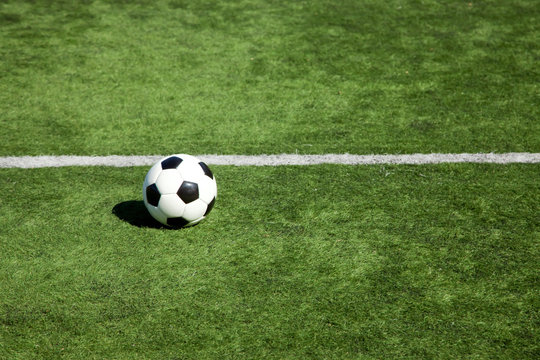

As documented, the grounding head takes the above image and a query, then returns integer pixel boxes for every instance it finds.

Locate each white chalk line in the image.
[0,153,539,168]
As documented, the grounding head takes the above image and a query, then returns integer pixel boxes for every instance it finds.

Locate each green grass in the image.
[1,0,539,358]
[0,0,539,155]
[1,165,538,359]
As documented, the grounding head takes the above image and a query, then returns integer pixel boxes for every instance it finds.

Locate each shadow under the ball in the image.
[112,200,165,229]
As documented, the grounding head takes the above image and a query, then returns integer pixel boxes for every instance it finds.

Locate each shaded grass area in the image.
[0,0,539,156]
[1,164,538,359]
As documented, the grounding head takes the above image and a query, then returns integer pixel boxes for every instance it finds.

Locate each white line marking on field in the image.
[0,153,539,168]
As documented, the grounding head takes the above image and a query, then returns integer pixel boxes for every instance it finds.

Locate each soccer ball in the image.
[143,154,217,228]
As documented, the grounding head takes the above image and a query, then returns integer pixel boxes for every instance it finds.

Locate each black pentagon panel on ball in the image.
[161,156,183,170]
[199,162,214,179]
[177,181,199,204]
[167,217,189,228]
[146,183,161,207]
[204,197,215,216]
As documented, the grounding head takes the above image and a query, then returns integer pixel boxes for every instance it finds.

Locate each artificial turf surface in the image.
[0,0,538,155]
[1,0,539,358]
[1,165,539,359]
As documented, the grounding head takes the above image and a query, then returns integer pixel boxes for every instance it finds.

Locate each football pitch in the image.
[1,0,539,359]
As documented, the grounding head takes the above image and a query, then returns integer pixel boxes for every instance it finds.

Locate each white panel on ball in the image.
[158,194,186,217]
[187,217,204,227]
[182,199,208,221]
[177,161,204,181]
[197,175,217,204]
[146,205,167,225]
[155,169,183,194]
[144,162,163,187]
[142,184,148,204]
